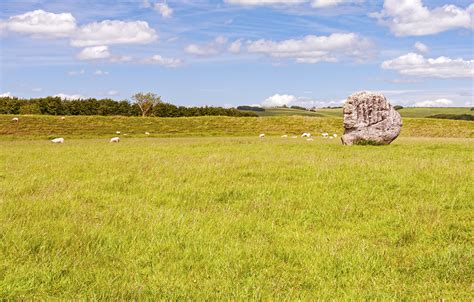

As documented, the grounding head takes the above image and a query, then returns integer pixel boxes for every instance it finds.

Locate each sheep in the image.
[116,131,121,135]
[11,117,19,122]
[291,136,298,139]
[322,133,329,138]
[281,135,288,138]
[51,138,64,144]
[302,132,311,138]
[259,134,265,138]
[306,138,314,141]
[329,136,334,140]
[333,134,338,138]
[61,116,66,120]
[145,132,150,135]
[110,137,120,143]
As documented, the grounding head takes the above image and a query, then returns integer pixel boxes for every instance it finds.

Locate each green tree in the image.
[132,92,162,117]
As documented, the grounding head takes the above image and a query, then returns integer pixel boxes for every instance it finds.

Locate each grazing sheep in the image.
[145,132,150,135]
[291,136,298,139]
[329,136,334,140]
[11,117,19,122]
[281,135,288,138]
[51,138,64,144]
[61,116,66,120]
[322,133,329,138]
[110,137,120,143]
[333,134,338,138]
[116,131,121,134]
[302,132,311,138]
[307,138,314,141]
[259,134,265,138]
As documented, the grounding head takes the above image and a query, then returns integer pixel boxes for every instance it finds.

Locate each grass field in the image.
[248,107,473,118]
[1,136,473,299]
[1,115,473,140]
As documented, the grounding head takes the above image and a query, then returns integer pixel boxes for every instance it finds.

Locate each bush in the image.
[19,103,41,115]
[237,106,265,112]
[290,106,307,111]
[427,114,474,121]
[394,105,404,110]
[0,97,258,118]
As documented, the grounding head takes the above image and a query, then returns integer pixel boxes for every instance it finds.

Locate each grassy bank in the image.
[1,137,472,299]
[1,115,472,140]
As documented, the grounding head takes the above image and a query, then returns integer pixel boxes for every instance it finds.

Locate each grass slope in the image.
[1,115,473,140]
[250,107,473,118]
[1,137,472,299]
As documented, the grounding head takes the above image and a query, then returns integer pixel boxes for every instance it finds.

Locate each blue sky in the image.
[0,0,472,107]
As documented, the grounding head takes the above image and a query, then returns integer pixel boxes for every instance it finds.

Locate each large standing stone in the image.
[341,91,402,145]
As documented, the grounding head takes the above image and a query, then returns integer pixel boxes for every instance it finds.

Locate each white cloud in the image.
[225,0,306,6]
[107,90,119,96]
[146,54,183,67]
[414,98,453,107]
[371,0,473,36]
[155,2,173,18]
[54,93,86,100]
[94,69,109,76]
[262,94,298,107]
[414,42,428,53]
[225,0,362,7]
[228,39,242,53]
[247,33,372,63]
[68,69,85,76]
[381,53,474,78]
[2,10,76,38]
[71,20,157,47]
[0,92,13,98]
[311,0,363,8]
[77,46,111,60]
[110,55,133,62]
[185,36,228,56]
[262,93,345,108]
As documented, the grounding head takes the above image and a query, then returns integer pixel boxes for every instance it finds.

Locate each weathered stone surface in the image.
[341,91,402,145]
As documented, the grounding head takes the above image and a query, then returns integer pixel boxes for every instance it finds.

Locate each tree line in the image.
[0,93,257,117]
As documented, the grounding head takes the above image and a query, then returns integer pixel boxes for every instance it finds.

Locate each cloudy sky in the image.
[0,0,473,107]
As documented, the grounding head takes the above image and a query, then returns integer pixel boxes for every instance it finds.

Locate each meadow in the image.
[251,107,473,118]
[0,115,473,299]
[1,114,472,140]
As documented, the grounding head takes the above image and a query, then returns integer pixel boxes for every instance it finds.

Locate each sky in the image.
[0,0,473,108]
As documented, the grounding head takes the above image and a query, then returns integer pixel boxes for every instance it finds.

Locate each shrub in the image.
[394,105,404,110]
[427,114,474,121]
[237,106,265,112]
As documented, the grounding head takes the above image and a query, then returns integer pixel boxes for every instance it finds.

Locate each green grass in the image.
[252,108,324,117]
[1,115,473,140]
[0,136,472,299]
[313,107,474,118]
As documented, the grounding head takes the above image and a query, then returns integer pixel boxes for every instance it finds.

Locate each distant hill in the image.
[240,107,473,119]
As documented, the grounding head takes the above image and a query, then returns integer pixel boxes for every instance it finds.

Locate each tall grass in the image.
[1,137,472,299]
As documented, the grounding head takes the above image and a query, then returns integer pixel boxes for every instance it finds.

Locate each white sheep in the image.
[306,138,314,141]
[302,132,311,138]
[116,131,121,135]
[259,134,265,138]
[145,132,150,135]
[11,117,19,122]
[322,133,329,138]
[333,134,338,138]
[329,136,334,140]
[291,136,298,139]
[61,116,66,120]
[281,135,288,138]
[110,137,120,143]
[51,138,64,144]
